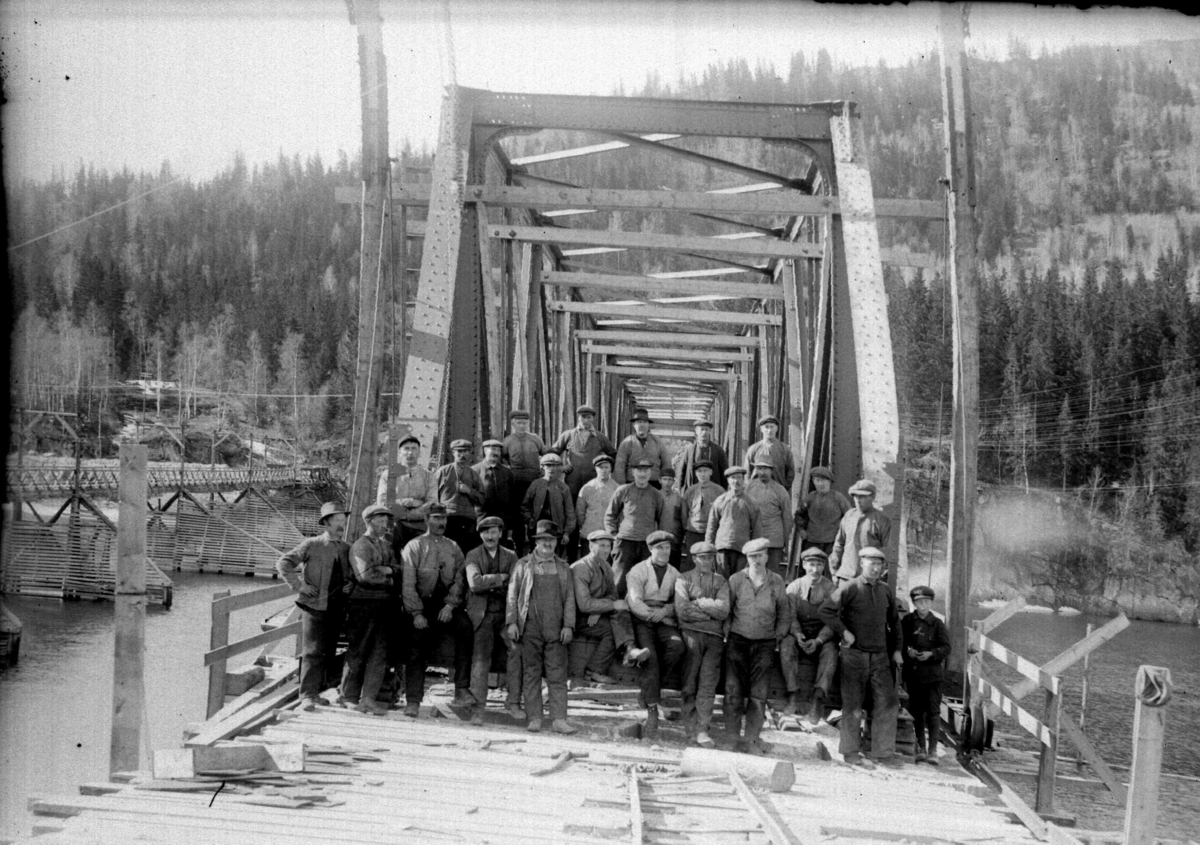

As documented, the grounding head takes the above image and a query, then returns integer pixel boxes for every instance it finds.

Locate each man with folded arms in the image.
[340,503,397,716]
[674,540,729,748]
[626,530,686,739]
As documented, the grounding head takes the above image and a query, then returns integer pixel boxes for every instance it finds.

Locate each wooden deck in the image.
[20,673,1059,845]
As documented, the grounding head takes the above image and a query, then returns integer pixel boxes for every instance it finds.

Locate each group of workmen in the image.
[277,404,951,767]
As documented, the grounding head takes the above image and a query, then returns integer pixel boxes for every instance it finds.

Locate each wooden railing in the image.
[204,582,301,718]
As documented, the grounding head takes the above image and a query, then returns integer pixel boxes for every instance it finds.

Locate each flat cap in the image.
[576,404,597,416]
[630,458,654,470]
[810,466,834,481]
[910,584,935,600]
[450,438,473,450]
[362,502,392,521]
[481,439,504,449]
[694,459,714,470]
[423,502,449,516]
[646,530,675,548]
[689,540,718,557]
[752,457,775,469]
[539,452,563,465]
[398,434,421,448]
[692,418,713,428]
[757,415,779,427]
[592,453,613,467]
[724,465,748,477]
[659,467,676,479]
[532,519,560,540]
[476,515,505,532]
[849,479,877,495]
[742,537,772,556]
[858,546,886,560]
[586,529,615,543]
[800,546,829,560]
[318,501,350,523]
[510,409,530,419]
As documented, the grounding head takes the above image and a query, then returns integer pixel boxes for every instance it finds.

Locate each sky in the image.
[2,1,1199,184]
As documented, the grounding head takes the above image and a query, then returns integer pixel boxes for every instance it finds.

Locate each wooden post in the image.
[110,444,148,776]
[206,589,232,718]
[1035,684,1061,814]
[1076,621,1093,769]
[1123,665,1172,845]
[939,2,980,670]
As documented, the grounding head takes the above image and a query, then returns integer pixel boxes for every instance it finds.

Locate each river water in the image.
[1,578,1197,840]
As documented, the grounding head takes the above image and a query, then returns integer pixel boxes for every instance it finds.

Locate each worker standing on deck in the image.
[706,466,760,576]
[473,439,517,546]
[614,408,669,487]
[276,501,353,711]
[568,529,647,683]
[626,530,685,739]
[574,454,618,558]
[551,404,615,559]
[672,418,728,491]
[744,416,795,493]
[745,459,793,576]
[674,540,729,748]
[829,480,892,584]
[724,537,790,755]
[657,468,685,571]
[463,516,519,727]
[679,460,723,572]
[521,453,576,558]
[503,410,546,556]
[340,503,396,716]
[400,503,474,717]
[507,520,577,734]
[901,585,951,765]
[604,458,665,595]
[795,467,851,558]
[435,439,486,555]
[377,434,435,553]
[779,547,838,724]
[819,547,903,768]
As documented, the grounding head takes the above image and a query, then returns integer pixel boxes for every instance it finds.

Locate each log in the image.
[680,747,794,793]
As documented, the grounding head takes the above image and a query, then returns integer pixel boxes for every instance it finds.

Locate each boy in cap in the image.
[672,418,728,491]
[657,468,685,570]
[521,453,576,558]
[780,547,838,724]
[819,547,903,768]
[575,453,618,557]
[400,502,474,717]
[377,434,435,553]
[569,529,647,683]
[473,439,516,544]
[506,520,577,734]
[503,410,547,556]
[745,458,794,576]
[341,503,396,715]
[614,408,670,487]
[674,540,730,747]
[830,479,892,583]
[680,459,724,572]
[435,439,486,555]
[625,530,686,739]
[604,457,665,594]
[901,585,951,763]
[463,515,520,726]
[744,415,795,493]
[277,502,353,710]
[795,466,851,556]
[706,466,760,576]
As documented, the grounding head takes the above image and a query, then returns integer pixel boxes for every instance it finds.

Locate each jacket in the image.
[674,569,730,636]
[830,507,893,579]
[626,560,679,626]
[377,463,436,527]
[745,439,796,492]
[901,610,951,684]
[796,489,852,544]
[434,462,486,519]
[614,433,671,485]
[705,491,760,551]
[746,477,794,548]
[682,480,725,534]
[400,533,465,617]
[522,477,577,536]
[463,544,518,629]
[348,533,395,601]
[503,431,547,484]
[604,482,664,541]
[727,569,790,641]
[819,577,901,655]
[276,534,352,612]
[571,552,620,615]
[472,459,517,526]
[673,441,729,491]
[551,426,615,497]
[576,476,619,537]
[786,573,836,642]
[506,553,576,637]
[658,490,684,539]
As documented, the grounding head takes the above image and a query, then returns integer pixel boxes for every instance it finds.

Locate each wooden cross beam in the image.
[1008,614,1130,702]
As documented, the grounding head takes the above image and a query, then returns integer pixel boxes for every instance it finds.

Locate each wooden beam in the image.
[543,271,784,300]
[584,344,753,362]
[553,301,781,326]
[576,329,755,347]
[598,365,737,382]
[211,582,295,615]
[629,770,644,845]
[1123,666,1171,845]
[206,589,232,719]
[727,770,800,843]
[978,596,1026,635]
[492,225,822,260]
[1009,615,1130,702]
[1057,715,1127,803]
[111,443,148,776]
[204,621,302,667]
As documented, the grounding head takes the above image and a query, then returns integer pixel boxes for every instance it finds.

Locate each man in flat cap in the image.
[674,540,729,747]
[575,453,618,558]
[277,501,353,710]
[819,546,903,768]
[377,433,435,553]
[569,529,647,683]
[795,466,851,557]
[435,439,487,555]
[340,503,396,715]
[522,453,576,558]
[615,407,670,487]
[473,439,516,547]
[744,415,795,494]
[552,404,616,560]
[780,547,838,724]
[657,467,686,571]
[901,585,951,764]
[503,410,547,556]
[673,418,728,492]
[725,537,790,755]
[706,466,760,576]
[463,515,520,726]
[746,458,794,576]
[626,530,686,739]
[830,479,892,584]
[400,502,474,717]
[680,459,724,572]
[605,457,665,595]
[507,520,577,734]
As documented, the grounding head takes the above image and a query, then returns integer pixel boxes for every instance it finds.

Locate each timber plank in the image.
[186,685,298,746]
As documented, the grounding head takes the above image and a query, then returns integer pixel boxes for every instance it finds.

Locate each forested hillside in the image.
[7,39,1200,550]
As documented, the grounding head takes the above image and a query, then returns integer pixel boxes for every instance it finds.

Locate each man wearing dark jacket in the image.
[463,515,519,726]
[473,439,517,544]
[780,547,838,723]
[901,585,951,764]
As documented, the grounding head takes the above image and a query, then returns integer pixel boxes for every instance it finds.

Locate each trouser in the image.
[668,541,683,571]
[800,538,834,557]
[470,608,521,708]
[446,515,482,556]
[724,632,774,741]
[568,611,635,676]
[779,634,838,699]
[612,538,649,596]
[680,629,723,731]
[719,550,747,577]
[299,604,344,699]
[511,479,535,555]
[564,529,581,563]
[905,676,942,751]
[405,602,474,703]
[680,530,706,572]
[632,618,686,707]
[520,629,569,721]
[839,647,900,759]
[340,600,391,704]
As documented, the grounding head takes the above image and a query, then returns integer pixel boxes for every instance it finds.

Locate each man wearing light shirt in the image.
[377,434,435,553]
[746,459,794,576]
[575,454,618,557]
[626,531,686,739]
[830,479,892,583]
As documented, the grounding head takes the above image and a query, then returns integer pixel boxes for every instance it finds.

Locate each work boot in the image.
[914,740,927,764]
[403,701,420,718]
[336,693,358,709]
[782,691,800,717]
[526,717,543,733]
[926,740,940,766]
[356,700,388,717]
[845,753,874,769]
[451,689,476,709]
[624,646,651,667]
[470,706,484,727]
[724,696,743,738]
[551,719,577,735]
[505,703,527,721]
[643,705,660,739]
[744,699,767,744]
[695,731,715,749]
[299,696,319,711]
[584,670,617,685]
[808,689,826,723]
